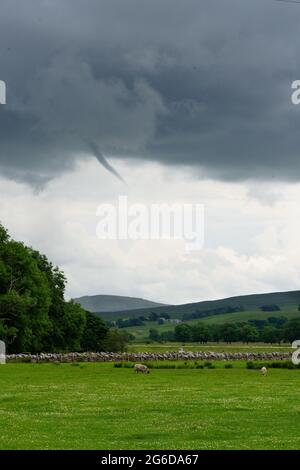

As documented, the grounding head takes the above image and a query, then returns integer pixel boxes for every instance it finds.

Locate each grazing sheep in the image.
[134,363,150,374]
[261,366,267,376]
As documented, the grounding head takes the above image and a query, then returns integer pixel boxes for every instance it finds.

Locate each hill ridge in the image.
[92,289,300,321]
[74,294,169,313]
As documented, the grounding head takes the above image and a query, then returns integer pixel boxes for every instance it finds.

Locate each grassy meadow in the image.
[1,362,300,450]
[127,342,293,353]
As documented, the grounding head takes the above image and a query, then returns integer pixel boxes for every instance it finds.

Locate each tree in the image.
[262,325,281,344]
[30,249,67,351]
[59,301,87,351]
[0,223,110,353]
[104,329,129,352]
[210,324,222,342]
[174,323,192,342]
[240,324,259,343]
[0,234,52,352]
[148,312,159,322]
[283,319,300,343]
[82,312,109,351]
[192,323,210,343]
[149,328,160,342]
[267,316,287,328]
[160,330,175,342]
[219,323,240,343]
[260,305,280,312]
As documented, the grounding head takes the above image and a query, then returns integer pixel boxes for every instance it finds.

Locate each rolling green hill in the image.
[96,289,300,321]
[92,290,300,342]
[74,294,169,313]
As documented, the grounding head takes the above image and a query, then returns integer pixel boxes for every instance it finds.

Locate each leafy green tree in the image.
[267,316,287,327]
[60,301,87,351]
[160,330,175,342]
[261,325,281,344]
[0,223,104,353]
[283,319,300,343]
[30,250,67,351]
[174,323,192,342]
[104,329,129,352]
[219,323,240,343]
[192,323,210,343]
[240,324,259,343]
[148,312,159,322]
[149,328,160,342]
[82,312,109,351]
[210,324,222,342]
[0,234,51,352]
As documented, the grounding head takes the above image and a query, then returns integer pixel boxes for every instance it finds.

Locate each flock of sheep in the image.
[134,363,268,376]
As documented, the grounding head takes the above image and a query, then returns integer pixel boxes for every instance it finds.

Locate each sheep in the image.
[261,366,267,376]
[134,363,150,374]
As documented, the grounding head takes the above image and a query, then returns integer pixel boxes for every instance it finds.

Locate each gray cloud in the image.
[1,0,300,185]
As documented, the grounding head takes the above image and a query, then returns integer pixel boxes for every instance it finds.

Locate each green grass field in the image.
[1,362,300,450]
[128,342,293,353]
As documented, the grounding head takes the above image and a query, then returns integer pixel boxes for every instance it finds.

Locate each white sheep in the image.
[134,363,150,374]
[261,366,268,376]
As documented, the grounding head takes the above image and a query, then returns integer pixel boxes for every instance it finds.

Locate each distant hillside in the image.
[74,295,169,313]
[96,290,300,321]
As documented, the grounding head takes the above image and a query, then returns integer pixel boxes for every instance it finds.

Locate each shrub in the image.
[246,361,255,369]
[143,362,153,369]
[123,362,134,368]
[114,362,123,368]
[246,360,300,370]
[19,357,32,363]
[204,361,212,368]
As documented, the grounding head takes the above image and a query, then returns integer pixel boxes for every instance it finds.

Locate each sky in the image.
[1,0,300,304]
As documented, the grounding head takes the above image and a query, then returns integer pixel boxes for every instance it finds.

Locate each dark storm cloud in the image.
[1,0,300,184]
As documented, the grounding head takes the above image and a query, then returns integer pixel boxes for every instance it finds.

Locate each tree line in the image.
[112,311,171,329]
[149,316,300,344]
[0,224,128,353]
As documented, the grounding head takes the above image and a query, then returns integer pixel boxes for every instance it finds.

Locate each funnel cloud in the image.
[88,142,126,184]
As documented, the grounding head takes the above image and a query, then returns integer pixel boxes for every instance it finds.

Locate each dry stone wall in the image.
[6,351,291,363]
